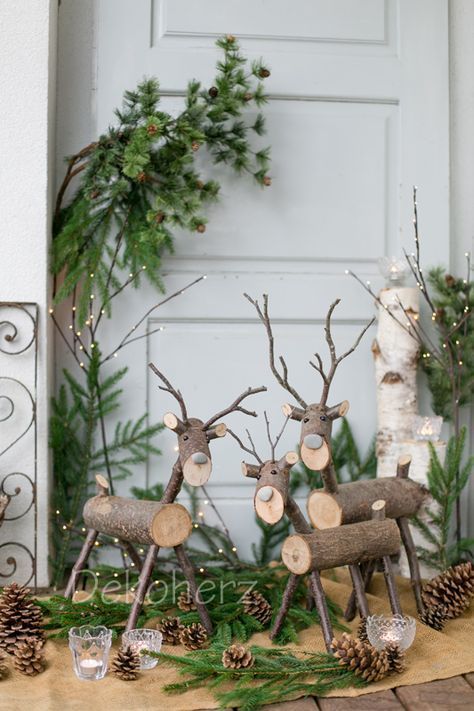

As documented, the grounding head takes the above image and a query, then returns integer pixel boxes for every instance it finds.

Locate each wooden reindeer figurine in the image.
[246,293,427,617]
[65,362,266,632]
[234,420,404,652]
[231,418,335,648]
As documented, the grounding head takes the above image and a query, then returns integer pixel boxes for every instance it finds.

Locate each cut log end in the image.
[214,422,227,437]
[255,487,285,524]
[285,451,299,466]
[183,456,212,486]
[371,499,386,521]
[282,535,312,574]
[151,503,192,547]
[300,440,331,471]
[307,490,343,529]
[282,403,293,417]
[95,474,109,495]
[163,412,180,430]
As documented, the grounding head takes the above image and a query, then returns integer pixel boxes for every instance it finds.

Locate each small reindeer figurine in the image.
[65,362,266,632]
[234,419,404,652]
[246,293,427,617]
[231,416,335,647]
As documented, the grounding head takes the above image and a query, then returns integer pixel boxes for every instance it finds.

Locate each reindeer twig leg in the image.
[174,544,213,635]
[308,570,334,653]
[270,573,300,640]
[397,517,424,614]
[382,554,402,615]
[344,559,375,621]
[348,564,370,619]
[126,544,159,632]
[64,529,98,598]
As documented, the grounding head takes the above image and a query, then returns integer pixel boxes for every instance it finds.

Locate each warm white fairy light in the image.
[199,568,204,573]
[72,306,76,312]
[218,548,223,554]
[76,331,81,336]
[90,294,95,299]
[49,308,54,314]
[194,523,199,528]
[232,547,237,552]
[114,353,118,358]
[114,538,119,543]
[69,324,73,330]
[80,362,84,368]
[198,511,204,518]
[113,573,118,578]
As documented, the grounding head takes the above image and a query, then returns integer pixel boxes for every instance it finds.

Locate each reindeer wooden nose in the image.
[192,452,209,465]
[257,486,273,502]
[303,434,323,450]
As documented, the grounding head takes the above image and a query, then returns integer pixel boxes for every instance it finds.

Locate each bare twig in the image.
[244,293,307,408]
[203,385,267,429]
[312,299,374,406]
[148,362,188,421]
[227,428,263,463]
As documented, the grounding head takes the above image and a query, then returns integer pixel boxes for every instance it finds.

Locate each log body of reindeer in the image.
[65,362,266,633]
[246,293,426,617]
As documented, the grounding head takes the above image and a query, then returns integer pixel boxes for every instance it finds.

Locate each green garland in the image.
[152,645,365,709]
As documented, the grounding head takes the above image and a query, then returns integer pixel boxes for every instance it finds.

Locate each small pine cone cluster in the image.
[0,583,44,654]
[331,634,390,683]
[420,603,448,631]
[158,616,183,645]
[179,622,208,651]
[242,590,272,626]
[111,646,140,681]
[177,590,196,613]
[357,617,368,643]
[385,643,405,674]
[422,561,474,620]
[222,644,254,670]
[13,637,45,676]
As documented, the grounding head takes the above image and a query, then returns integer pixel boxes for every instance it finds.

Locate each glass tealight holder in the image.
[68,625,112,681]
[413,415,443,442]
[366,614,416,652]
[122,628,163,670]
[378,256,409,287]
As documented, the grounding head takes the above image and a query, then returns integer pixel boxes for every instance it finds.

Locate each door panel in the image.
[82,0,451,557]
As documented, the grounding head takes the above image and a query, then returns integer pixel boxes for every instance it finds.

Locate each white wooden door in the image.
[65,0,450,558]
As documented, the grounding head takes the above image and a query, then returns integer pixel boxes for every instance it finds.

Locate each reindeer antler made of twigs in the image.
[309,299,375,406]
[227,428,263,464]
[203,385,267,429]
[244,293,308,409]
[148,362,188,421]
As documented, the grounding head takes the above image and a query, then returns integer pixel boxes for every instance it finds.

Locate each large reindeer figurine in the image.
[65,362,266,632]
[234,420,404,652]
[246,293,427,617]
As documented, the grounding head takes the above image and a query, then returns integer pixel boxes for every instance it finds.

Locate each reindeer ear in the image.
[282,403,305,421]
[326,400,350,420]
[163,412,186,433]
[277,451,299,471]
[206,422,227,440]
[241,461,261,479]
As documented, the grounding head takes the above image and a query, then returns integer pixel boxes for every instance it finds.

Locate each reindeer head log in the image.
[164,415,227,486]
[242,452,298,524]
[282,401,349,471]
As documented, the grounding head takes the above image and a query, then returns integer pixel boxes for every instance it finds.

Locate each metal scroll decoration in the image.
[0,303,38,589]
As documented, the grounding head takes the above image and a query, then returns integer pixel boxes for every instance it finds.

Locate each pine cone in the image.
[422,561,474,619]
[158,616,183,645]
[357,617,368,642]
[331,633,390,683]
[196,223,206,233]
[242,590,272,626]
[208,86,218,98]
[0,653,8,680]
[222,644,254,669]
[0,583,44,654]
[111,645,140,681]
[13,637,45,676]
[420,603,448,631]
[385,643,406,674]
[177,591,196,613]
[263,176,272,187]
[259,68,271,78]
[445,274,456,288]
[179,623,208,651]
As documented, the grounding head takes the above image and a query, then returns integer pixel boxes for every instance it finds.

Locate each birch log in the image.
[397,439,446,579]
[373,287,419,477]
[83,496,192,548]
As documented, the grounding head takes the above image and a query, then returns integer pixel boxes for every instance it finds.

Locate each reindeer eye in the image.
[183,435,189,441]
[303,417,309,423]
[320,415,327,422]
[256,474,261,481]
[271,469,277,475]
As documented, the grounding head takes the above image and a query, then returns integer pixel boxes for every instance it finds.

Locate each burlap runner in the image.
[1,572,473,710]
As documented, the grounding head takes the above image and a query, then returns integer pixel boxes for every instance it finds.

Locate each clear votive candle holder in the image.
[122,628,163,670]
[68,625,112,681]
[366,614,416,651]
